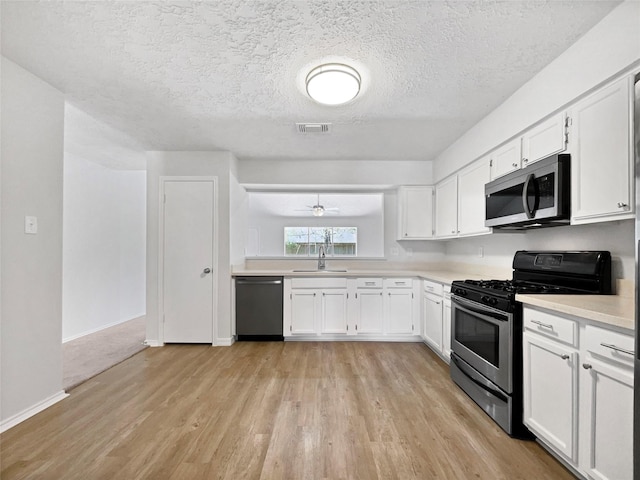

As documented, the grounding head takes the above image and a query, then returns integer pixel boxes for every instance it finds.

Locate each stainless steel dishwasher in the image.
[235,276,284,341]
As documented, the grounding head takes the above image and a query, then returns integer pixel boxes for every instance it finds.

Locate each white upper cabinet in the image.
[457,157,491,236]
[489,138,521,180]
[434,176,458,238]
[521,112,567,167]
[569,76,634,224]
[397,186,434,240]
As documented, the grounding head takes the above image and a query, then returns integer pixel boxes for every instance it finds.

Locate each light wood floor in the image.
[1,342,573,479]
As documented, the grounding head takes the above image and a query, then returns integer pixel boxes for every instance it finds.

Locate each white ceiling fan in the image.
[296,194,340,216]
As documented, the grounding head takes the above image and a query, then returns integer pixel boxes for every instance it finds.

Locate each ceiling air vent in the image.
[296,123,332,134]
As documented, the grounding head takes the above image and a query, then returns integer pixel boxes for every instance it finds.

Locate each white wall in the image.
[434,0,640,181]
[1,57,66,425]
[249,211,384,257]
[239,159,433,186]
[229,157,248,268]
[146,151,235,345]
[445,221,635,283]
[62,152,146,341]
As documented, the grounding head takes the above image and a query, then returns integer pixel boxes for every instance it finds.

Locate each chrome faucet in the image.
[318,245,326,270]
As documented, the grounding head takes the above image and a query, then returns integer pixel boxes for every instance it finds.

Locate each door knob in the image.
[203,268,212,274]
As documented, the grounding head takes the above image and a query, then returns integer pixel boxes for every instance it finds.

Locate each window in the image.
[284,227,357,256]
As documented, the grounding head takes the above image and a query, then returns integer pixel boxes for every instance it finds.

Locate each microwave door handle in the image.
[522,173,537,218]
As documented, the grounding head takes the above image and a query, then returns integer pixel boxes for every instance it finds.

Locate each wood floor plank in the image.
[1,342,575,479]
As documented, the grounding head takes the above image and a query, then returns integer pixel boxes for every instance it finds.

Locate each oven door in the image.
[451,295,512,393]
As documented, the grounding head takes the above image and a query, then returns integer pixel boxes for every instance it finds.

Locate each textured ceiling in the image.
[1,1,622,163]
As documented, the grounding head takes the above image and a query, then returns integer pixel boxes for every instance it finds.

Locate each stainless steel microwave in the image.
[485,154,570,229]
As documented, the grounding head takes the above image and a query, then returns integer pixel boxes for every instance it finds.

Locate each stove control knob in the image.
[481,296,490,304]
[488,297,498,306]
[455,288,467,296]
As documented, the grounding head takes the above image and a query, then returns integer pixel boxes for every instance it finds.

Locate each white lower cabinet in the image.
[523,331,578,462]
[355,289,384,334]
[421,280,451,363]
[384,278,416,334]
[284,277,419,340]
[422,293,442,350]
[290,290,318,335]
[523,306,634,480]
[320,290,348,334]
[442,287,452,361]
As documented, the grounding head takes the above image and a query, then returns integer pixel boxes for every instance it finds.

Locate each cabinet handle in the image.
[617,202,628,209]
[560,354,570,360]
[582,363,592,370]
[451,230,456,234]
[512,162,518,168]
[600,342,634,356]
[531,319,554,329]
[523,158,529,164]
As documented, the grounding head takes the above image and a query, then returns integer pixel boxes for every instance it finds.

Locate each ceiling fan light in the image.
[313,206,325,216]
[306,63,361,105]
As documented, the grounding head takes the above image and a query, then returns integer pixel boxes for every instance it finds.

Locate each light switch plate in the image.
[25,216,38,234]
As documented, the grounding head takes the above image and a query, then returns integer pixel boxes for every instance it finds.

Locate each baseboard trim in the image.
[144,339,163,347]
[1,390,69,433]
[284,335,424,342]
[63,314,146,343]
[216,337,235,346]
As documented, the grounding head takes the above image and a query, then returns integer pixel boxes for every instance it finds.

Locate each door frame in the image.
[158,176,219,346]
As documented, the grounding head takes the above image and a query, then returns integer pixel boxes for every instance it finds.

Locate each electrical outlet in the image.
[390,246,399,256]
[478,246,484,258]
[25,216,38,235]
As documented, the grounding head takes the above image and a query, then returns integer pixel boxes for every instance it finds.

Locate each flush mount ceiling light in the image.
[305,63,361,105]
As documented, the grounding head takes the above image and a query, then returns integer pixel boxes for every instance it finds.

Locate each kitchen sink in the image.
[292,269,348,273]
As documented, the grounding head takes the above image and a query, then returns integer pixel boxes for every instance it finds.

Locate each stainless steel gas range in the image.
[450,251,612,437]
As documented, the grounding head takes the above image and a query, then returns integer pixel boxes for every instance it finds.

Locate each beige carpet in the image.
[63,316,148,392]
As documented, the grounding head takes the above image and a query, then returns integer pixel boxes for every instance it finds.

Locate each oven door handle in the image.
[451,355,508,402]
[452,296,509,323]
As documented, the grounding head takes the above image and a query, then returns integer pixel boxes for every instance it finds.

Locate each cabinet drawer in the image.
[290,277,347,289]
[584,324,634,368]
[383,278,414,289]
[423,280,443,296]
[523,308,577,346]
[356,278,383,289]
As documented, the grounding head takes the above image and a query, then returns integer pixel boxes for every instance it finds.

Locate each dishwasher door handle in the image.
[236,279,283,285]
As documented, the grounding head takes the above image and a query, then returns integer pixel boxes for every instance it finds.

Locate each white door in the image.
[385,291,414,334]
[356,291,384,334]
[163,180,214,343]
[290,290,317,335]
[434,176,458,238]
[422,293,443,352]
[321,290,348,334]
[523,332,578,462]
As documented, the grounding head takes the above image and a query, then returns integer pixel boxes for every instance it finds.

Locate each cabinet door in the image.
[490,138,522,180]
[385,291,414,334]
[581,359,633,480]
[356,290,384,334]
[523,332,578,462]
[570,77,633,224]
[434,176,458,237]
[457,157,491,236]
[422,293,443,352]
[442,297,452,361]
[290,290,317,335]
[320,290,348,334]
[397,186,434,239]
[521,112,567,167]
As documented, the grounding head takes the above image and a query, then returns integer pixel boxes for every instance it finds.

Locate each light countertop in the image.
[232,267,634,332]
[516,293,634,331]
